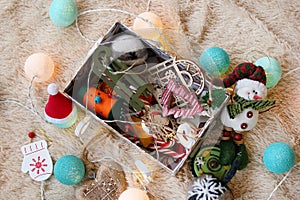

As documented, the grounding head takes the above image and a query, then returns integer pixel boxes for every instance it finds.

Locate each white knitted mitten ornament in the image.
[21,140,53,181]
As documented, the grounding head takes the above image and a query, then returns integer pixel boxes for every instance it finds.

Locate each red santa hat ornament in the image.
[223,62,267,98]
[44,83,78,128]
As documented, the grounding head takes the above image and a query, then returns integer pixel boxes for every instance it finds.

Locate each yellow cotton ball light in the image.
[24,53,55,82]
[132,12,163,40]
[118,188,149,200]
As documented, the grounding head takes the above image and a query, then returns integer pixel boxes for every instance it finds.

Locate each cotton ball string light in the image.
[263,142,295,174]
[49,0,78,27]
[54,155,85,185]
[199,47,230,77]
[254,57,282,88]
[118,188,149,200]
[132,12,163,40]
[24,53,55,82]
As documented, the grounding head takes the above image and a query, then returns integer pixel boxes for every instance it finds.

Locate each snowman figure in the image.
[218,63,275,180]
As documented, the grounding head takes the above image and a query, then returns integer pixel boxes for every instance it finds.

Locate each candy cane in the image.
[148,140,186,159]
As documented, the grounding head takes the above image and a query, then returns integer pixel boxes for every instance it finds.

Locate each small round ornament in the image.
[132,12,163,40]
[49,0,78,27]
[254,57,282,88]
[118,188,149,200]
[187,175,233,200]
[54,155,85,185]
[28,131,35,139]
[24,53,55,82]
[263,142,295,174]
[199,47,230,77]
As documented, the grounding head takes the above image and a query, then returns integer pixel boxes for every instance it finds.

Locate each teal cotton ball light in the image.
[49,0,78,27]
[199,47,230,77]
[255,57,282,88]
[263,142,295,174]
[54,155,85,185]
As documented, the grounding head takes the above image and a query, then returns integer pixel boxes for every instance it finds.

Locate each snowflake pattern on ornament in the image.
[21,140,53,181]
[188,175,227,200]
[29,156,48,175]
[194,156,205,166]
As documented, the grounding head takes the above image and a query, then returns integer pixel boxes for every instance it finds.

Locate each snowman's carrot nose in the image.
[253,95,262,100]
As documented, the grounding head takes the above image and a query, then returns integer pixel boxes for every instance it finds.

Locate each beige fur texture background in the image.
[0,0,299,199]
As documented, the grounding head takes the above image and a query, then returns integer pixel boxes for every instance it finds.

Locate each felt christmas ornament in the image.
[223,62,267,97]
[220,62,275,133]
[176,123,196,149]
[219,140,236,166]
[187,175,233,200]
[191,146,230,181]
[236,144,249,170]
[21,140,53,181]
[44,83,78,128]
[82,87,124,120]
[201,88,227,109]
[91,45,152,112]
[226,95,275,119]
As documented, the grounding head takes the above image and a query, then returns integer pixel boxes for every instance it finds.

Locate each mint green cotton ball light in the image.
[49,0,78,27]
[54,155,85,185]
[263,142,295,174]
[199,47,230,77]
[255,57,282,88]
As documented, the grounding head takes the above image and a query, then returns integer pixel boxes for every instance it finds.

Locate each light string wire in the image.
[82,132,157,198]
[0,0,299,199]
[146,0,151,12]
[282,67,300,78]
[40,181,45,200]
[0,76,49,123]
[267,162,300,200]
[75,7,183,57]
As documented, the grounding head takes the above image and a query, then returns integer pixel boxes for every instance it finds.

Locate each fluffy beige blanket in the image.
[1,0,299,199]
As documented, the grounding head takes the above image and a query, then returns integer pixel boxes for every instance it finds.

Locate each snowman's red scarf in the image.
[227,95,275,119]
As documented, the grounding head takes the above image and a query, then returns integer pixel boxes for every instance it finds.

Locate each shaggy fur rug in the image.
[0,0,299,199]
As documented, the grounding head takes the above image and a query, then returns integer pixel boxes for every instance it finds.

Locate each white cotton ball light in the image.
[24,53,55,82]
[118,188,149,200]
[132,12,163,40]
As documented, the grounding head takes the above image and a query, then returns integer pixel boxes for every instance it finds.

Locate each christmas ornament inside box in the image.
[64,22,229,174]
